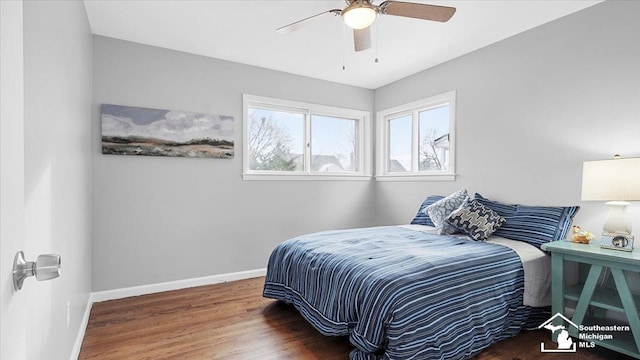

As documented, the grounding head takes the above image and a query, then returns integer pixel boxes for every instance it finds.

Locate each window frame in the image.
[243,94,371,181]
[376,90,456,181]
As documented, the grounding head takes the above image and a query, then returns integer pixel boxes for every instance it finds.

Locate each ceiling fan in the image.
[276,0,456,52]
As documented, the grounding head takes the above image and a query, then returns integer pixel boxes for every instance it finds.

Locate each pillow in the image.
[426,189,469,234]
[474,193,580,249]
[410,195,444,227]
[445,199,505,241]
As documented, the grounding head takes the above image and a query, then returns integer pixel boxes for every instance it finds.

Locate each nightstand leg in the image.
[610,268,640,353]
[572,264,603,327]
[551,253,565,342]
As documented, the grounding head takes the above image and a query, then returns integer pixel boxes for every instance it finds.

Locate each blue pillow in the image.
[474,193,580,249]
[410,195,444,227]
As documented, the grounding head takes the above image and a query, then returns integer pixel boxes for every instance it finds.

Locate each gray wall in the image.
[92,37,375,291]
[374,0,640,236]
[93,0,640,293]
[23,1,93,359]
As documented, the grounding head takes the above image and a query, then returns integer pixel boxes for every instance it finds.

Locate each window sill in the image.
[242,173,372,181]
[375,173,456,182]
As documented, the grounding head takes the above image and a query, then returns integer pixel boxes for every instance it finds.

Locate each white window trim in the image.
[243,94,371,181]
[375,90,456,181]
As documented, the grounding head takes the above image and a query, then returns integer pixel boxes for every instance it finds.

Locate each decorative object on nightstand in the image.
[581,155,640,250]
[571,225,594,244]
[601,232,635,252]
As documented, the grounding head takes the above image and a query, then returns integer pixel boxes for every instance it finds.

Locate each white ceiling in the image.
[83,0,601,89]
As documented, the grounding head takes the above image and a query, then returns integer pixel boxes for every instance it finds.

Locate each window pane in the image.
[419,105,449,171]
[247,107,304,171]
[311,115,357,172]
[388,115,412,172]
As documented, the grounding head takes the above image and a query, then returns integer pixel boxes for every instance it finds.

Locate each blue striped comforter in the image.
[263,226,530,360]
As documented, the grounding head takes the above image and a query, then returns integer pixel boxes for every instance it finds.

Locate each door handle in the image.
[12,251,61,290]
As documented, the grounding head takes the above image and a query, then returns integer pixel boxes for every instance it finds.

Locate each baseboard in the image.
[70,295,93,360]
[90,268,267,303]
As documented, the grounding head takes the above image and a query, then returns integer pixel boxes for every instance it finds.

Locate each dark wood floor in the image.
[79,277,632,359]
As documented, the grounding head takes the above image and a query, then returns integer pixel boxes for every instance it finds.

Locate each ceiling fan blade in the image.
[353,27,372,52]
[379,1,456,22]
[276,9,341,34]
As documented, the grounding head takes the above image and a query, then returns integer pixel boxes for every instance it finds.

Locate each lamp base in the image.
[603,201,631,234]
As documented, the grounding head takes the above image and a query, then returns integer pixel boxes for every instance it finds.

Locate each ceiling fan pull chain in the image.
[342,24,346,70]
[375,21,379,63]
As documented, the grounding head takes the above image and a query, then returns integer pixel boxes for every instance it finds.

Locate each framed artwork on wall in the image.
[101,104,234,158]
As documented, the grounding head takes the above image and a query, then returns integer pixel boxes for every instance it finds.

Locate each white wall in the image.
[92,37,375,291]
[374,0,640,237]
[23,1,93,358]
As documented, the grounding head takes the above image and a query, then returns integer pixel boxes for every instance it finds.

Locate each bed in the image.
[263,193,578,360]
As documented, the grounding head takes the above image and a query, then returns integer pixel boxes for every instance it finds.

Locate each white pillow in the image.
[426,188,469,235]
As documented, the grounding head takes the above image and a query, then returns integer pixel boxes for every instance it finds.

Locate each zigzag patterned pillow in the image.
[445,199,506,241]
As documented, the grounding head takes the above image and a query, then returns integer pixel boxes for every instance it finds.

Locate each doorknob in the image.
[12,251,61,291]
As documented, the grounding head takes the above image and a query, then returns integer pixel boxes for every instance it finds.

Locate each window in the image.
[376,91,456,181]
[243,94,370,180]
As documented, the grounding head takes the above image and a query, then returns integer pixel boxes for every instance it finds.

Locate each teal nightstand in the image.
[542,240,640,358]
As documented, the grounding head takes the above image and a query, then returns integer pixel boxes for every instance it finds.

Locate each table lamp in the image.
[581,156,640,236]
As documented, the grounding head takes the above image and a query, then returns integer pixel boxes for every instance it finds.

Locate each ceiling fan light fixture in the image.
[342,3,377,29]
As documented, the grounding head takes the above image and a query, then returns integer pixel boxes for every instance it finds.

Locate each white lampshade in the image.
[582,157,640,234]
[342,3,377,29]
[581,158,640,201]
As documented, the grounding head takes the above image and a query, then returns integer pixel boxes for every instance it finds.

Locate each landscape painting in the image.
[101,104,234,158]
